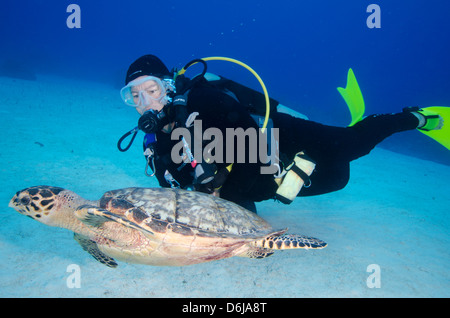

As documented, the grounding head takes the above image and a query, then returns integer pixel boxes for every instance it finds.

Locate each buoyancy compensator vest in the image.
[118,56,314,203]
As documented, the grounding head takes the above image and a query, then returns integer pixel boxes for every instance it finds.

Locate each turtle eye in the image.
[20,196,31,205]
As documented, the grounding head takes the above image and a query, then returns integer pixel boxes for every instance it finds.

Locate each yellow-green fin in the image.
[417,106,450,150]
[337,68,365,126]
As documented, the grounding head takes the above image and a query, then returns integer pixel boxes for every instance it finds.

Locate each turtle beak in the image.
[8,195,27,216]
[9,190,32,216]
[9,193,19,209]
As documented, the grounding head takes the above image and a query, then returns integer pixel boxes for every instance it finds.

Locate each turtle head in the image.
[9,186,67,225]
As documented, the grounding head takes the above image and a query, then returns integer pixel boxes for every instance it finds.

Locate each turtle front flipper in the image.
[252,234,327,250]
[75,205,116,227]
[75,204,154,235]
[73,233,118,268]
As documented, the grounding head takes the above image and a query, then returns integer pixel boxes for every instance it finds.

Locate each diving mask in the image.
[120,76,174,107]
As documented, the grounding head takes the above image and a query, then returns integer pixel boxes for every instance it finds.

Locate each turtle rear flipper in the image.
[253,234,327,250]
[73,233,118,268]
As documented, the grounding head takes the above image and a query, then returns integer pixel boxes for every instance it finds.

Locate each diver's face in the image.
[130,76,166,115]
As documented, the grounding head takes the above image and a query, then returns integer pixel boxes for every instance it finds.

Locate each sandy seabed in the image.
[0,75,449,298]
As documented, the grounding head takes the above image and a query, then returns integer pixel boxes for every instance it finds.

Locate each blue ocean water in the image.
[1,1,449,298]
[1,0,449,163]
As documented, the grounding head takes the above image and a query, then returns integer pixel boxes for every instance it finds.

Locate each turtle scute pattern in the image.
[100,187,274,237]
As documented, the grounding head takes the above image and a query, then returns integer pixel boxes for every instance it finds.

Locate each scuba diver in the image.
[117,54,449,213]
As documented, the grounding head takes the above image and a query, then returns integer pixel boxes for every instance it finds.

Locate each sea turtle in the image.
[9,186,326,267]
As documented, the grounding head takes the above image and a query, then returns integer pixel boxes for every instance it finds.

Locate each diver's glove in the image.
[194,165,231,195]
[193,163,216,186]
[193,162,217,194]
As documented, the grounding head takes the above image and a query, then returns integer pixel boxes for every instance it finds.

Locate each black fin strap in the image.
[418,114,440,131]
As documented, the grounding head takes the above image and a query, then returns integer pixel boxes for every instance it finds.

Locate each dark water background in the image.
[1,0,449,164]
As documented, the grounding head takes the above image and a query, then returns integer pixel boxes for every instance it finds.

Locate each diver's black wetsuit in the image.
[149,81,419,212]
[271,111,419,197]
